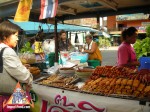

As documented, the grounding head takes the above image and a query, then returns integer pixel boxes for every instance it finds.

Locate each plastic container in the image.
[70,52,88,63]
[59,51,70,65]
[75,69,94,81]
[138,57,150,70]
[45,54,49,68]
[87,60,101,68]
[59,68,75,76]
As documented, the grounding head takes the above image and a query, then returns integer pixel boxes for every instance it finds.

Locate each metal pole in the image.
[54,18,59,62]
[97,15,100,30]
[69,32,71,42]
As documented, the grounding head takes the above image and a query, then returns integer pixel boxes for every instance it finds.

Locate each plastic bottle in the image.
[45,54,49,68]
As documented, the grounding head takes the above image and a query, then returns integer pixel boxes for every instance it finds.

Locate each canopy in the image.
[1,0,150,21]
[9,19,98,34]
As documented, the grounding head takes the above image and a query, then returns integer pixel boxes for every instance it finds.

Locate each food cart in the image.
[31,66,150,112]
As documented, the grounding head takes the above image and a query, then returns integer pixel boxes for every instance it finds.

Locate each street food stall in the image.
[1,0,150,112]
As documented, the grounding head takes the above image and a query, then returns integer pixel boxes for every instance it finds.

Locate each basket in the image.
[30,62,47,72]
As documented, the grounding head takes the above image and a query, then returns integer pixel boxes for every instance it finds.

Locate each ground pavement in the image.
[100,46,118,66]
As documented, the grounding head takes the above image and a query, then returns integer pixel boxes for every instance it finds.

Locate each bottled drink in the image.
[45,54,49,68]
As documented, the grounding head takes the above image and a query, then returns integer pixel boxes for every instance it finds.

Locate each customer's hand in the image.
[25,84,32,92]
[23,64,30,69]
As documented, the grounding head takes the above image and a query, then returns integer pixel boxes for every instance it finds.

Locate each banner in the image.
[14,0,32,22]
[39,0,58,19]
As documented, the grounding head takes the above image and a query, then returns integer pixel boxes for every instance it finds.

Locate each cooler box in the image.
[45,52,55,67]
[48,52,55,67]
[87,60,101,68]
[138,57,150,70]
[70,52,88,63]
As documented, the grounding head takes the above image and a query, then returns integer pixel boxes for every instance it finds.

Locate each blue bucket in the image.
[138,57,150,70]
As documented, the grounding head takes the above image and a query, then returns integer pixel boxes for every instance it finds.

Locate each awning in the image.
[9,19,96,34]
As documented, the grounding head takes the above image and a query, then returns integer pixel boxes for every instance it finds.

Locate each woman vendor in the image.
[83,34,102,65]
[117,27,140,69]
[59,30,72,51]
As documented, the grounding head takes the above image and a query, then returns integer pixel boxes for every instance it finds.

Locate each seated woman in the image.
[83,34,102,65]
[117,27,140,69]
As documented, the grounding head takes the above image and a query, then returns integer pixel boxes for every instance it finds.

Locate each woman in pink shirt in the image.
[117,27,140,69]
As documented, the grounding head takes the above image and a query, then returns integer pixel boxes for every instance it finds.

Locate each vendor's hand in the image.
[79,49,82,52]
[136,61,140,66]
[68,46,72,51]
[83,50,88,53]
[133,61,140,66]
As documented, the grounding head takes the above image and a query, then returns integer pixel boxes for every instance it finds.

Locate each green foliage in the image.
[20,42,34,53]
[146,25,150,37]
[134,37,150,59]
[134,25,150,59]
[98,37,111,48]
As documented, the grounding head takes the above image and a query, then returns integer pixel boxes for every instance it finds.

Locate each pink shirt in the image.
[117,42,137,68]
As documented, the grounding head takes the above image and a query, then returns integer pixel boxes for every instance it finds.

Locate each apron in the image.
[85,41,102,62]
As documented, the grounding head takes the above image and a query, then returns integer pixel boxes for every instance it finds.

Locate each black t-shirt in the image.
[59,39,70,51]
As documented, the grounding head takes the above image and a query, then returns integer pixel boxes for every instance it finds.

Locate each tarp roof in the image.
[9,19,98,34]
[1,0,150,21]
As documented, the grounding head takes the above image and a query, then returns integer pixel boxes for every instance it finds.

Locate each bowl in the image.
[59,67,75,76]
[75,69,94,79]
